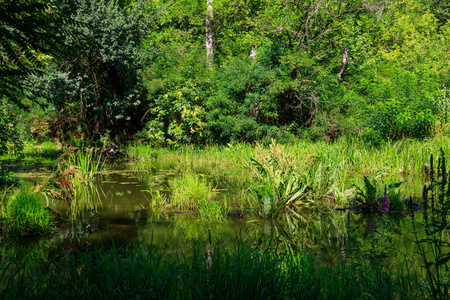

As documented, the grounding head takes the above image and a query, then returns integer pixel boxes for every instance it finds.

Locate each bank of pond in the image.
[0,139,450,298]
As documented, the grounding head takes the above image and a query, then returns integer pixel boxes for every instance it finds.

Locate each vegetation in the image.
[171,172,215,210]
[0,239,426,299]
[2,0,450,298]
[3,189,53,235]
[412,150,450,298]
[1,0,449,147]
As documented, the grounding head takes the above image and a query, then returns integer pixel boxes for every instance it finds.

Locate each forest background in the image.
[1,0,450,153]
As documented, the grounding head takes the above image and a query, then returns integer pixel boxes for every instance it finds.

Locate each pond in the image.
[0,157,427,271]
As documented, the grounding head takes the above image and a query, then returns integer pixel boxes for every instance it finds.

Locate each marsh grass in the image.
[3,189,53,235]
[127,139,447,205]
[21,141,62,160]
[170,172,215,210]
[127,143,254,180]
[0,238,426,299]
[38,150,106,219]
[66,149,106,181]
[199,200,225,222]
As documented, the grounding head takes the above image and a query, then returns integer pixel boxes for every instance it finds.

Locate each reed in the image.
[66,149,106,181]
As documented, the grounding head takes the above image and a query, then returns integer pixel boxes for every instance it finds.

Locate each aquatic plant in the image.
[3,189,53,235]
[199,200,225,223]
[351,177,403,214]
[412,149,450,298]
[250,140,340,219]
[170,172,215,210]
[66,149,106,181]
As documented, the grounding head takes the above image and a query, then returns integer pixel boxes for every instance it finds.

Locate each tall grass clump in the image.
[42,149,106,219]
[171,172,215,210]
[170,172,225,221]
[3,189,53,235]
[66,149,106,180]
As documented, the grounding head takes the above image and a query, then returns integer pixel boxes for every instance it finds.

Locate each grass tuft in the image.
[3,189,53,235]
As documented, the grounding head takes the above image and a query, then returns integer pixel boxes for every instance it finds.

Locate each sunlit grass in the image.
[3,188,53,235]
[127,139,445,218]
[170,172,215,210]
[66,149,106,181]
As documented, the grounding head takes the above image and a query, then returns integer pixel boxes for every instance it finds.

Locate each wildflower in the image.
[369,222,376,232]
[380,193,389,214]
[346,221,351,229]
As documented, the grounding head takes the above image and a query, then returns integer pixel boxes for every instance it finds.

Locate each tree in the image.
[206,0,214,66]
[0,0,70,105]
[27,0,153,143]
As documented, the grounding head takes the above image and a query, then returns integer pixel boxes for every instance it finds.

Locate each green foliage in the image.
[0,166,14,187]
[140,82,209,146]
[0,100,25,156]
[0,0,69,103]
[206,58,280,143]
[26,0,153,143]
[351,176,404,213]
[413,150,450,298]
[250,140,339,219]
[357,66,438,143]
[170,172,215,210]
[66,150,106,181]
[3,0,450,146]
[0,240,425,299]
[4,189,53,235]
[198,200,225,222]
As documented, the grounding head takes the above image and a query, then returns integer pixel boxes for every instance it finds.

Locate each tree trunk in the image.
[338,48,349,78]
[206,0,214,67]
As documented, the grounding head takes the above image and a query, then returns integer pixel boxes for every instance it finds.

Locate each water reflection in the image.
[0,162,432,269]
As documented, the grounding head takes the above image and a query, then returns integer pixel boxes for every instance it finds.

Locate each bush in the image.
[4,189,53,235]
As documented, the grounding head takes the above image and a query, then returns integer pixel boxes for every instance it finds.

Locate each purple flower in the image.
[346,221,351,229]
[369,222,376,232]
[380,193,389,214]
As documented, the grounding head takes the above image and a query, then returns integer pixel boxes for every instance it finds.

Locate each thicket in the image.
[1,0,450,149]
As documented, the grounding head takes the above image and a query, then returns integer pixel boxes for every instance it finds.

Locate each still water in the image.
[0,159,426,267]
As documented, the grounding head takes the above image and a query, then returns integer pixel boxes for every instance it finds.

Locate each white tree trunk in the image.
[206,0,214,67]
